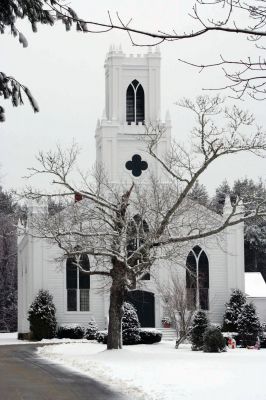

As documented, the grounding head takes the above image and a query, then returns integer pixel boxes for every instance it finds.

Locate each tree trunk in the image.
[107,260,127,350]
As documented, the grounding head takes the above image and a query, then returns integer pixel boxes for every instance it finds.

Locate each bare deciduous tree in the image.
[156,272,195,348]
[3,0,266,121]
[22,95,266,349]
[46,0,266,99]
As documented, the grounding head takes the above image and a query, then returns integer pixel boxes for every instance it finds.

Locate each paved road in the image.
[0,344,127,400]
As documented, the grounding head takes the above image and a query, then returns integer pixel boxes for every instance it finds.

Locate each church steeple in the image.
[95,47,171,184]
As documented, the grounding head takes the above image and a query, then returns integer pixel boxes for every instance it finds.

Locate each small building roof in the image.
[245,272,266,298]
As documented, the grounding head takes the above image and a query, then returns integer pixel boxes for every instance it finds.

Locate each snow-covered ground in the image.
[0,332,29,345]
[38,341,266,400]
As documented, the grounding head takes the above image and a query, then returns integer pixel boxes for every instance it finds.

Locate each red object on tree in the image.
[74,193,83,202]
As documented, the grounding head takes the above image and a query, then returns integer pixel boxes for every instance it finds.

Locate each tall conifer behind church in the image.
[0,187,17,331]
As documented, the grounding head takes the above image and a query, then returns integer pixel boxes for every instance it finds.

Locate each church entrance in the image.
[126,290,155,327]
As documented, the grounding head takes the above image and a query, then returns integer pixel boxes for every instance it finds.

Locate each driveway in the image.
[0,344,127,400]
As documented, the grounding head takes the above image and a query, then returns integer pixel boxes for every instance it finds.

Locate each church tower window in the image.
[66,254,90,311]
[126,80,145,124]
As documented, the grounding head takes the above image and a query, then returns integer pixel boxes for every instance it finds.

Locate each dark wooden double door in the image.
[126,290,155,327]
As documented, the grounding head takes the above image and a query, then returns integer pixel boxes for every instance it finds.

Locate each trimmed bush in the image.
[57,323,84,339]
[96,330,108,344]
[122,302,141,345]
[28,290,57,340]
[190,310,209,351]
[139,328,162,344]
[203,325,226,353]
[85,320,99,340]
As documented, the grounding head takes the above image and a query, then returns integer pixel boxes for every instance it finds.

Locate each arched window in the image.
[66,254,90,311]
[127,215,150,280]
[126,80,145,124]
[186,246,209,310]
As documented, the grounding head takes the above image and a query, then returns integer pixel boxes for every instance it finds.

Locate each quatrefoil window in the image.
[125,154,148,177]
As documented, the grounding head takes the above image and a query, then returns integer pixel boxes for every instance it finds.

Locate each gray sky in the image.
[1,0,265,195]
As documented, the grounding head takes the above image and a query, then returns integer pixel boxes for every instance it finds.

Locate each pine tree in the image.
[237,303,261,347]
[203,325,226,353]
[28,290,57,340]
[190,310,209,350]
[0,187,17,331]
[211,180,231,214]
[232,178,266,279]
[222,289,246,332]
[122,302,141,345]
[0,1,85,122]
[189,180,209,206]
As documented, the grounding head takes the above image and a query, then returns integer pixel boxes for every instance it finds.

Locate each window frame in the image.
[65,257,91,313]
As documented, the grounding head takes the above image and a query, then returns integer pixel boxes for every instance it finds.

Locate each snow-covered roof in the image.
[245,272,266,298]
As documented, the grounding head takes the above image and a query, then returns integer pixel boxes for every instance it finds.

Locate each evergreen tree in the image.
[122,302,141,345]
[28,290,57,340]
[232,178,266,280]
[0,1,85,122]
[222,289,246,332]
[237,303,261,347]
[188,180,209,206]
[0,187,17,331]
[190,310,209,350]
[211,180,231,214]
[203,325,226,353]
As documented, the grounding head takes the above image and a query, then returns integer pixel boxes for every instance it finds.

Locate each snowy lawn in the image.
[38,340,266,400]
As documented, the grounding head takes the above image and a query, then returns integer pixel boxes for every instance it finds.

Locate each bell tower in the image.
[95,46,171,184]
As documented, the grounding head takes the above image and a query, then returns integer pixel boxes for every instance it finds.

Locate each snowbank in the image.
[0,332,29,345]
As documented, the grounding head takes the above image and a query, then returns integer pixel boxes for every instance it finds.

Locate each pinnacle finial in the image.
[223,194,232,216]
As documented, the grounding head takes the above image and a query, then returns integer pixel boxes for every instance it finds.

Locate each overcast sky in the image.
[1,0,265,195]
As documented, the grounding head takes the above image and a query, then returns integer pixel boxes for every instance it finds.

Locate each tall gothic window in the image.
[127,214,150,280]
[126,80,145,124]
[66,254,90,311]
[186,245,209,310]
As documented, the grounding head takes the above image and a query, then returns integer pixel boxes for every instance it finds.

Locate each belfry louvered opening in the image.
[126,80,145,124]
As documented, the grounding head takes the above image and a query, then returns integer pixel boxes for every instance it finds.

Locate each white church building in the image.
[18,47,248,335]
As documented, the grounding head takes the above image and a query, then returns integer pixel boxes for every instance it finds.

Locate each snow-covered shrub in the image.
[203,325,226,353]
[122,302,141,345]
[85,320,99,340]
[139,328,162,344]
[237,303,261,347]
[222,289,246,332]
[57,323,85,339]
[96,330,108,344]
[28,289,57,340]
[190,310,209,351]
